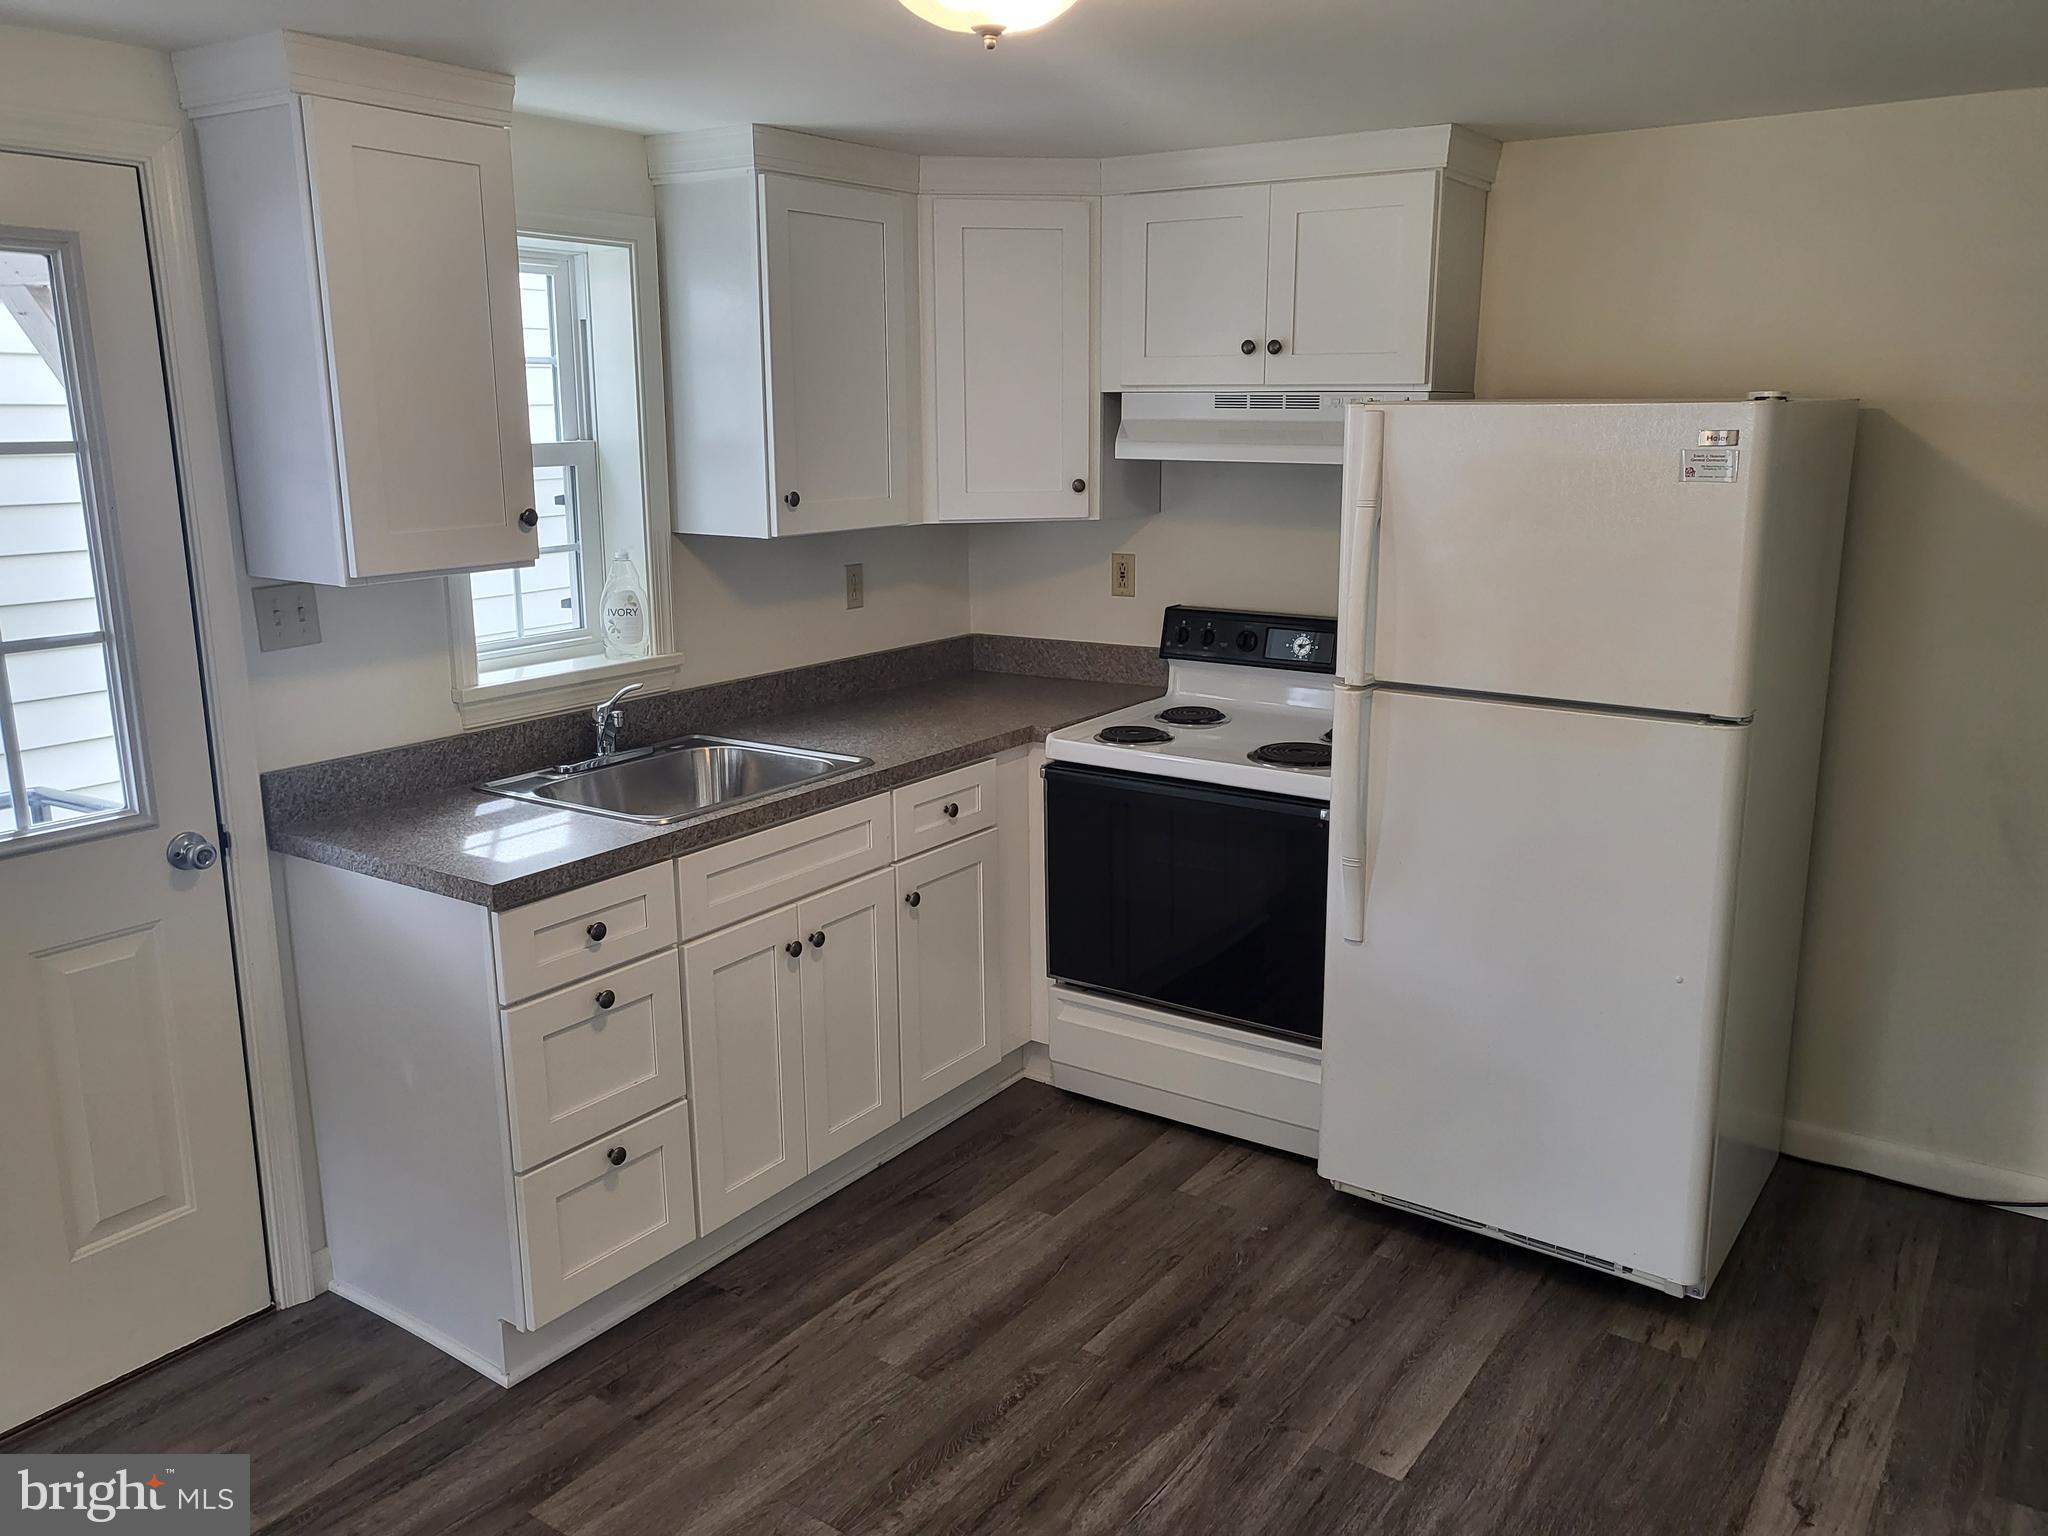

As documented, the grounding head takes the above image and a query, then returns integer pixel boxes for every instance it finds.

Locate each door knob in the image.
[808,930,827,949]
[1267,339,1283,355]
[518,507,539,529]
[165,831,219,871]
[905,891,921,908]
[1240,339,1258,355]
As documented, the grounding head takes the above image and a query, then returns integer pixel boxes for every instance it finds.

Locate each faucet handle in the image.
[594,682,643,719]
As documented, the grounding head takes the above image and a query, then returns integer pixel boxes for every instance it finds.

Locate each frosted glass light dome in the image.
[897,0,1082,48]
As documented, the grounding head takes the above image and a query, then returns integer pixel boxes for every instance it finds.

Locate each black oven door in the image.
[1044,762,1328,1044]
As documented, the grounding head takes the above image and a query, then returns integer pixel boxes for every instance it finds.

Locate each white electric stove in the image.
[1040,607,1338,1158]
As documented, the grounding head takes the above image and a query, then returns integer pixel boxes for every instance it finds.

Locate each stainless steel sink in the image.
[481,735,871,825]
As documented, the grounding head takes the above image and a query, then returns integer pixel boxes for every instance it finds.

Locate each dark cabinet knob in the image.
[943,802,960,819]
[518,507,539,529]
[1267,339,1283,355]
[587,921,607,942]
[594,989,616,1010]
[606,1146,627,1167]
[1240,339,1257,355]
[905,890,921,908]
[785,940,803,958]
[808,930,826,949]
[1072,478,1086,493]
[783,491,801,508]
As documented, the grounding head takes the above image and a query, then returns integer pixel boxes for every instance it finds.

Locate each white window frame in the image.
[448,211,679,727]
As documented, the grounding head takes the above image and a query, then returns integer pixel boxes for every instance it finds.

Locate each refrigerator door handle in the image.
[1330,686,1371,944]
[1336,404,1384,688]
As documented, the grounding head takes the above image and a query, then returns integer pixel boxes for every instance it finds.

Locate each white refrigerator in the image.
[1320,397,1858,1296]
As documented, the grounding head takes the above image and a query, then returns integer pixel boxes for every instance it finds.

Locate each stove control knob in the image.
[1173,621,1191,646]
[1200,624,1216,647]
[1235,628,1260,653]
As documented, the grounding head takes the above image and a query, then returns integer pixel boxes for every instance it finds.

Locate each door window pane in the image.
[0,242,146,848]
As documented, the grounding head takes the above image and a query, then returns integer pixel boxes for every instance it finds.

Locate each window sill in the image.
[454,650,686,730]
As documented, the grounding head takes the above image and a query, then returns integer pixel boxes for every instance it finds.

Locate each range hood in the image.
[1114,391,1348,465]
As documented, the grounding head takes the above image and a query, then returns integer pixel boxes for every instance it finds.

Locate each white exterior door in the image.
[896,829,1003,1113]
[929,197,1092,523]
[760,173,915,535]
[299,96,535,578]
[1110,185,1270,388]
[681,905,808,1233]
[797,869,901,1167]
[0,151,267,1431]
[1264,172,1437,388]
[1317,689,1749,1287]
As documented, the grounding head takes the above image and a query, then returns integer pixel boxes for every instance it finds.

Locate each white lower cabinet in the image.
[897,829,1004,1113]
[514,1100,697,1330]
[682,906,810,1233]
[798,869,903,1167]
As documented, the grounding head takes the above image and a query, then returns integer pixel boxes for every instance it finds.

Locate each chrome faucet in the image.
[591,683,643,762]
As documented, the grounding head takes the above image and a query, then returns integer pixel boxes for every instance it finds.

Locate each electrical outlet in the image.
[1110,552,1137,598]
[845,563,865,610]
[254,582,321,651]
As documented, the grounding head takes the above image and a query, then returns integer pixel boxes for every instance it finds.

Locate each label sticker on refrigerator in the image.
[1680,447,1740,483]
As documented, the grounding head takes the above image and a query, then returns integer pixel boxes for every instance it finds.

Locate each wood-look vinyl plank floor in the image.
[9,1080,2045,1535]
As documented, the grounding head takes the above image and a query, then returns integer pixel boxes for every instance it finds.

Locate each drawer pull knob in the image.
[606,1146,627,1167]
[785,940,803,958]
[905,891,921,908]
[808,930,827,949]
[594,989,616,1010]
[1241,339,1257,355]
[587,921,607,942]
[943,802,960,819]
[784,490,801,508]
[518,507,539,529]
[1072,478,1086,493]
[1267,338,1284,355]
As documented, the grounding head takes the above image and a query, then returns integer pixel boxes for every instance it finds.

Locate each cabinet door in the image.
[1264,172,1438,389]
[797,870,902,1167]
[682,907,808,1233]
[1110,185,1269,388]
[760,173,916,535]
[930,198,1092,523]
[896,829,1003,1113]
[298,96,536,577]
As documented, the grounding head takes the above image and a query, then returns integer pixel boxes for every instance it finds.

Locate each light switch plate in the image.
[845,563,865,610]
[1110,552,1136,598]
[254,582,321,651]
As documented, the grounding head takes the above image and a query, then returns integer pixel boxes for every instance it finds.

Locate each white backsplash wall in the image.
[966,460,1342,643]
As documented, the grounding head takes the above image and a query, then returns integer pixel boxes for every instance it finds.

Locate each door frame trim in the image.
[0,104,317,1305]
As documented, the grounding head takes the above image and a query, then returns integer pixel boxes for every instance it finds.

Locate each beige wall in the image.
[968,461,1340,642]
[1475,88,2048,1197]
[238,113,971,770]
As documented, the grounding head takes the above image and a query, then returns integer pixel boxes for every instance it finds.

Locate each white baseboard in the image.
[328,1279,514,1386]
[1783,1118,2048,1204]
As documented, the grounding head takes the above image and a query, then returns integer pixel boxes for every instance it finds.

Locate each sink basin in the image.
[481,735,871,825]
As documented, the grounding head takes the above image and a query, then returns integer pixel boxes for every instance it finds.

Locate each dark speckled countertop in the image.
[268,672,1158,910]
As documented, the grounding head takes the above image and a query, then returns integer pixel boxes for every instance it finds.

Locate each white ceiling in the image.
[7,0,2048,155]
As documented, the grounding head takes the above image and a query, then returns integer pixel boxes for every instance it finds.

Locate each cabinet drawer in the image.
[501,951,686,1171]
[893,761,1001,858]
[676,793,892,937]
[514,1100,697,1330]
[493,864,677,1005]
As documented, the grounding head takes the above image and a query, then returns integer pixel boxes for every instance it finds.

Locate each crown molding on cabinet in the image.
[1098,123,1501,195]
[173,30,515,124]
[647,124,923,193]
[918,157,1102,196]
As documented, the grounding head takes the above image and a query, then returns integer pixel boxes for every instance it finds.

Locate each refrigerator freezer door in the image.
[1319,689,1749,1287]
[1374,401,1766,719]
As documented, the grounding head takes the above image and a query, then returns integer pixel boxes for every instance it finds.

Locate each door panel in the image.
[761,174,915,534]
[300,97,534,577]
[1265,172,1436,387]
[1111,186,1269,387]
[1373,400,1767,717]
[0,151,267,1432]
[681,906,807,1232]
[897,829,1002,1113]
[1318,689,1748,1285]
[931,198,1091,522]
[798,869,901,1166]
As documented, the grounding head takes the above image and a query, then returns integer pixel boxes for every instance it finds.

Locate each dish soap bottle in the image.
[600,551,650,661]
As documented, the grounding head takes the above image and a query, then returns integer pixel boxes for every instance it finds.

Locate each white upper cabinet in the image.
[652,129,920,538]
[1101,127,1496,395]
[928,197,1093,522]
[1110,185,1271,388]
[176,33,536,584]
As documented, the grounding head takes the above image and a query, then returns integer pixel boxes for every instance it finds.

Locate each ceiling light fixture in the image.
[896,0,1082,49]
